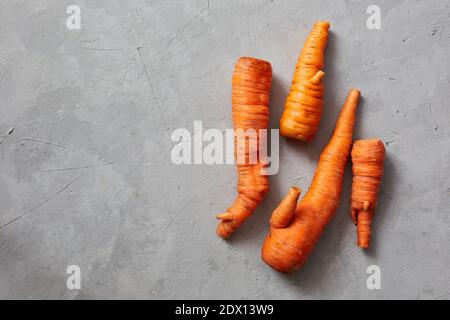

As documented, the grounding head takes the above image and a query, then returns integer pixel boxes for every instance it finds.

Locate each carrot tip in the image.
[349,88,361,97]
[216,221,234,239]
[358,243,370,249]
[290,186,302,195]
[316,21,331,29]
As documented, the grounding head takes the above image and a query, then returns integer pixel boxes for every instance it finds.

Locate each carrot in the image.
[262,89,360,273]
[280,21,330,142]
[216,57,272,238]
[351,139,386,249]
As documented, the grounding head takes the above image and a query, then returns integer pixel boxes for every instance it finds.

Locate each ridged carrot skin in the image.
[280,21,330,142]
[351,139,386,249]
[262,89,360,273]
[217,57,272,238]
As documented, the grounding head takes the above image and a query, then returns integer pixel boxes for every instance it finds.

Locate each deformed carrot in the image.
[351,139,386,249]
[280,21,330,142]
[216,57,272,238]
[262,89,360,273]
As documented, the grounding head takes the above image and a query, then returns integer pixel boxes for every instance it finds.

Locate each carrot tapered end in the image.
[216,220,235,239]
[316,21,331,30]
[348,88,361,100]
[357,210,374,249]
[216,212,236,238]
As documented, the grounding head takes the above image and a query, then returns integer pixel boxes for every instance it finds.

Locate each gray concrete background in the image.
[0,0,449,299]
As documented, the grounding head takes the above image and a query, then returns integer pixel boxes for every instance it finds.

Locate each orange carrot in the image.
[262,89,360,273]
[351,139,386,249]
[216,57,272,238]
[280,21,330,142]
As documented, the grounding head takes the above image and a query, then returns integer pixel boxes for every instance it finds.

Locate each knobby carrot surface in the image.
[262,89,360,273]
[280,21,330,142]
[216,57,272,238]
[351,139,386,249]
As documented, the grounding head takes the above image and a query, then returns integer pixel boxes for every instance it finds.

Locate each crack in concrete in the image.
[0,171,86,231]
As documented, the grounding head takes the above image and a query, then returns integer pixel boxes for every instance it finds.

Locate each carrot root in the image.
[280,21,331,142]
[216,57,272,239]
[262,89,361,273]
[351,139,386,249]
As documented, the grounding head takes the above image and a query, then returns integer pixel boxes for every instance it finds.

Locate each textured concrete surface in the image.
[0,0,449,299]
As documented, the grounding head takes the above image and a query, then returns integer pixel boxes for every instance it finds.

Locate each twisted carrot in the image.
[216,57,272,238]
[280,21,330,142]
[262,89,360,273]
[351,139,386,249]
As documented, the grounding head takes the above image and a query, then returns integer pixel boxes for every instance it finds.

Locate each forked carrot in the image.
[262,89,360,273]
[216,57,272,238]
[280,21,330,142]
[351,139,386,249]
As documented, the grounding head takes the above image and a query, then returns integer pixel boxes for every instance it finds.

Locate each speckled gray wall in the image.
[0,0,449,299]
